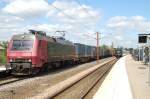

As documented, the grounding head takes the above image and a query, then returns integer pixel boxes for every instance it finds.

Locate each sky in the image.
[0,0,150,48]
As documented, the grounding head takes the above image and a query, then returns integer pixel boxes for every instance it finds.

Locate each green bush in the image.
[0,49,6,64]
[0,42,7,64]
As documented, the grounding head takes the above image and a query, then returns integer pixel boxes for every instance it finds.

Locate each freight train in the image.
[7,30,112,75]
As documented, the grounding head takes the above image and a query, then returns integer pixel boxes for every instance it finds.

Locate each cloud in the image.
[1,0,101,32]
[0,14,24,24]
[114,35,123,40]
[107,15,150,33]
[0,14,24,32]
[2,0,50,18]
[104,15,150,48]
[47,0,101,31]
[107,16,134,31]
[0,0,14,3]
[0,0,101,45]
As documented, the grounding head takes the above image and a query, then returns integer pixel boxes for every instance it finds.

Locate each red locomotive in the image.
[7,30,112,75]
[7,30,75,75]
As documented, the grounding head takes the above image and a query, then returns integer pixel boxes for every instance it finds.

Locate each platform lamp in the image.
[138,34,148,61]
[138,34,150,86]
[147,35,150,86]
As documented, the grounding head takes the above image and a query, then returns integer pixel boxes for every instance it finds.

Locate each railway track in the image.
[0,57,116,99]
[82,59,117,99]
[0,76,28,99]
[0,58,112,88]
[30,57,117,99]
[0,76,26,86]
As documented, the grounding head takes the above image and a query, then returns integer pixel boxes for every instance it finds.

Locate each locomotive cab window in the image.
[11,40,33,51]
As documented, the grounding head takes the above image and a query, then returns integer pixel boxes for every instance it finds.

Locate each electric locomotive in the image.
[7,30,75,75]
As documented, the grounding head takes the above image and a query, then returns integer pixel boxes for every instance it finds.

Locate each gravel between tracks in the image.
[0,58,112,99]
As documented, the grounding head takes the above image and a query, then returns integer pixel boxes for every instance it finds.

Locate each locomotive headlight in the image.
[28,59,32,62]
[10,59,13,62]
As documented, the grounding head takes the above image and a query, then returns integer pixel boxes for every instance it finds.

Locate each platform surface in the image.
[93,55,150,99]
[125,55,150,99]
[93,56,133,99]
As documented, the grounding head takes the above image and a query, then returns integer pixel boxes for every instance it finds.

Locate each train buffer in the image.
[0,65,7,73]
[93,55,150,99]
[0,65,6,72]
[0,64,11,73]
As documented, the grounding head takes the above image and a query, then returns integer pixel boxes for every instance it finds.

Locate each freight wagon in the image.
[74,43,96,62]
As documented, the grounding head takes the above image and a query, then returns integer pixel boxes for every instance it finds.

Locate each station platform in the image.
[93,55,150,99]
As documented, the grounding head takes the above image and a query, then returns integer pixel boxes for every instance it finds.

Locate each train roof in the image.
[11,31,74,46]
[53,37,74,45]
[139,34,150,36]
[74,43,95,47]
[12,34,35,40]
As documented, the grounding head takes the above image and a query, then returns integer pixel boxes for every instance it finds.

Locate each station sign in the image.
[138,34,150,46]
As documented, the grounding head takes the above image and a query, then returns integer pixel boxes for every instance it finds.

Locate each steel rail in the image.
[82,59,117,98]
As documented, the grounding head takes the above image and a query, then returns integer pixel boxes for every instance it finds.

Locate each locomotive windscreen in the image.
[11,40,33,51]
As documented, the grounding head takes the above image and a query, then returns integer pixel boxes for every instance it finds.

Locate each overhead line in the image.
[75,0,96,20]
[46,0,90,30]
[46,0,99,41]
[75,0,101,31]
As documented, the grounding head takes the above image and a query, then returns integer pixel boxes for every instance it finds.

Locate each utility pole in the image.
[112,42,114,56]
[96,32,100,63]
[83,32,100,63]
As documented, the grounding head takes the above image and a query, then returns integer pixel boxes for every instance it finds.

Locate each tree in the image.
[100,44,109,49]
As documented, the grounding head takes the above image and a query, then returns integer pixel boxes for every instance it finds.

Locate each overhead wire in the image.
[71,0,98,40]
[75,0,97,21]
[46,0,99,45]
[74,0,102,37]
[46,0,91,30]
[75,0,101,32]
